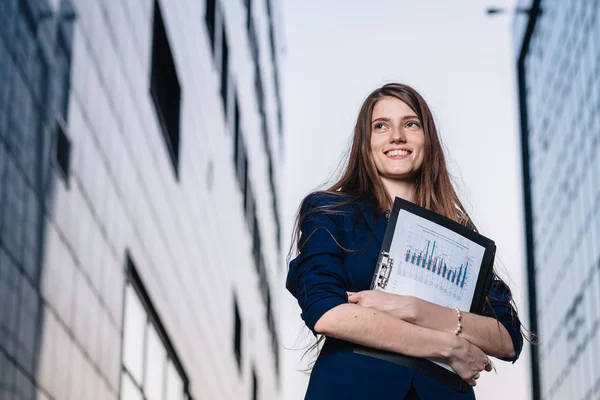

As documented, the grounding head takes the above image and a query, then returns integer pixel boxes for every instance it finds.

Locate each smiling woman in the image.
[286,83,524,400]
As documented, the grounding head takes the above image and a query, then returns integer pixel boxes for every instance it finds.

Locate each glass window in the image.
[122,286,146,385]
[121,371,143,400]
[121,257,192,399]
[220,22,229,116]
[150,0,181,179]
[144,324,166,400]
[234,299,242,370]
[251,369,258,400]
[165,360,184,400]
[55,119,71,186]
[204,0,216,54]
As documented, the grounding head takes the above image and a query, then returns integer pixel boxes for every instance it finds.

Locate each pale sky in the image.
[280,1,531,399]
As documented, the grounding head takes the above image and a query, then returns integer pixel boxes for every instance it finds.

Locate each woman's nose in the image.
[389,126,406,143]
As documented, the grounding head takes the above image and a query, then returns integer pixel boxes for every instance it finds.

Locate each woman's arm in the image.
[315,302,492,385]
[348,287,521,361]
[315,302,454,358]
[403,298,515,360]
[286,195,492,384]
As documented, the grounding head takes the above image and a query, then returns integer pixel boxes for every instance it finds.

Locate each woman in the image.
[286,83,523,399]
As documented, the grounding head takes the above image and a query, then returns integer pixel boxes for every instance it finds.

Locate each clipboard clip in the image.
[374,251,394,290]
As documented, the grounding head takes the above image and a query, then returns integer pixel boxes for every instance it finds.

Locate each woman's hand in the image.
[347,290,419,322]
[445,336,493,386]
[348,291,492,385]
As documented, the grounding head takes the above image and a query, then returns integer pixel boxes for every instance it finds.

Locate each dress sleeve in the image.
[286,195,350,335]
[480,278,524,363]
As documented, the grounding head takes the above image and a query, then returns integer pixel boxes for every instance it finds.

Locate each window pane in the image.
[165,360,183,400]
[150,0,181,176]
[122,287,146,384]
[145,324,166,400]
[120,371,143,400]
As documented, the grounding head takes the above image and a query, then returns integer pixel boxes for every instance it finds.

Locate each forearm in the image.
[409,302,515,359]
[314,303,455,360]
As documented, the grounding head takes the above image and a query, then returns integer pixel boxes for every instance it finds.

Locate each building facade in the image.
[0,0,284,399]
[514,1,600,399]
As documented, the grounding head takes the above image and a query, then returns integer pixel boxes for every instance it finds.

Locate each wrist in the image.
[451,306,463,336]
[395,296,419,323]
[437,332,462,361]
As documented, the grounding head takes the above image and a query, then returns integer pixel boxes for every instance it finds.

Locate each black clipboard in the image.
[354,196,496,392]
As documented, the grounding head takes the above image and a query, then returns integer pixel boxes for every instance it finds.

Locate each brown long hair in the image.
[290,83,532,368]
[330,82,474,225]
[292,83,476,251]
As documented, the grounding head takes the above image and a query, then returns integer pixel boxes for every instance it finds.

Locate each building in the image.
[0,0,284,398]
[514,1,600,399]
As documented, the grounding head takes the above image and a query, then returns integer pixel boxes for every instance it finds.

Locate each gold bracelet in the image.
[453,306,463,336]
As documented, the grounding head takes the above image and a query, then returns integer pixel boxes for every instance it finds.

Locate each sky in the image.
[280,1,531,399]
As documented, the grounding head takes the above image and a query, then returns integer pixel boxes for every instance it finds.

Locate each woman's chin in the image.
[381,172,416,182]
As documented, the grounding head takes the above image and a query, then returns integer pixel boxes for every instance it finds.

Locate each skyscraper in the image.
[0,0,284,398]
[514,1,600,399]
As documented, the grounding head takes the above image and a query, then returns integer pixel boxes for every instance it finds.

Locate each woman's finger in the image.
[484,360,493,372]
[347,293,359,303]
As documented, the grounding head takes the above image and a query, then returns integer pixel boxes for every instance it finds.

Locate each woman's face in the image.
[369,96,425,181]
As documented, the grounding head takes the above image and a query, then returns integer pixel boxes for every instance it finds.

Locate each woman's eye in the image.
[406,121,420,128]
[374,123,387,130]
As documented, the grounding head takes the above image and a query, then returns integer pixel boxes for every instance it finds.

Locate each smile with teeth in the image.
[385,149,411,157]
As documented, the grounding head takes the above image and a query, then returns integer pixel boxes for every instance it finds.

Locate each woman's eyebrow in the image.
[371,115,419,123]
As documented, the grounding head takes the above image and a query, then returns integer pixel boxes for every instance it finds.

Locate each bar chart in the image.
[384,209,486,309]
[404,240,469,288]
[392,227,477,304]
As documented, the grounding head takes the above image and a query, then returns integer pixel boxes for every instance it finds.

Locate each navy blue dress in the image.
[286,193,523,400]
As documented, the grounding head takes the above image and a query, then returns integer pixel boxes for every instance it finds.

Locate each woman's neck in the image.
[380,176,416,205]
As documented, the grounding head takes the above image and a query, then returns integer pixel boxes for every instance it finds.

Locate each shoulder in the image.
[301,191,357,212]
[488,277,512,299]
[298,191,362,232]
